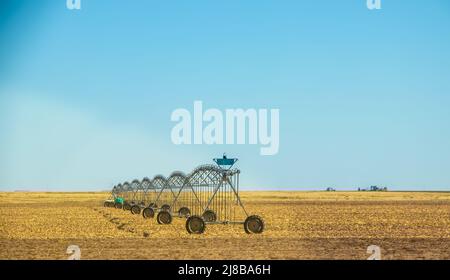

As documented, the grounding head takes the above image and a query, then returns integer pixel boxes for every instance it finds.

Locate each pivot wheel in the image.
[131,205,141,215]
[156,211,173,225]
[244,215,265,234]
[123,203,131,211]
[178,207,191,218]
[186,216,206,234]
[202,210,217,222]
[114,202,123,209]
[104,201,109,207]
[161,204,171,211]
[142,207,155,219]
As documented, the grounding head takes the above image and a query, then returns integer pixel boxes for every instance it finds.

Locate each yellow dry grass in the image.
[0,191,449,259]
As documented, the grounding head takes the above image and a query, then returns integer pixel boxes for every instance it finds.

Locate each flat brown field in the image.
[0,191,449,260]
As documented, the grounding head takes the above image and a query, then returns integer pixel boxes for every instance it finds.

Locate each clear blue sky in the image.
[1,0,449,191]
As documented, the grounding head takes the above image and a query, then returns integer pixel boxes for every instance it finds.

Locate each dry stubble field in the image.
[0,191,449,260]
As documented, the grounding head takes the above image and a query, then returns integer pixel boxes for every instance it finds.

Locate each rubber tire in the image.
[156,211,173,225]
[161,204,171,211]
[178,207,191,218]
[186,215,206,234]
[123,203,131,211]
[202,210,217,222]
[244,215,265,234]
[114,202,123,209]
[142,207,155,219]
[131,205,141,215]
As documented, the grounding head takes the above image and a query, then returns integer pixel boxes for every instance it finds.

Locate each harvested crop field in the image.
[0,191,449,260]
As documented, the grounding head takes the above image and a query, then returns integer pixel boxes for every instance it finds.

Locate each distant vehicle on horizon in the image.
[358,186,388,192]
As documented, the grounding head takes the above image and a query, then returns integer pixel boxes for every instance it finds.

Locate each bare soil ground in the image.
[0,191,449,259]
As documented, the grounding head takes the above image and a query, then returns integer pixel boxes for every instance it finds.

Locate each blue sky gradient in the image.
[1,0,450,191]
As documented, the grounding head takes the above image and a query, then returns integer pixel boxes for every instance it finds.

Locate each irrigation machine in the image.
[106,155,264,234]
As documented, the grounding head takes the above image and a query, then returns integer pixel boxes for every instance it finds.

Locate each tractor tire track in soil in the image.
[93,207,150,238]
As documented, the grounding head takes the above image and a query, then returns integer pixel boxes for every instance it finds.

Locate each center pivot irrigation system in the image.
[104,155,264,234]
